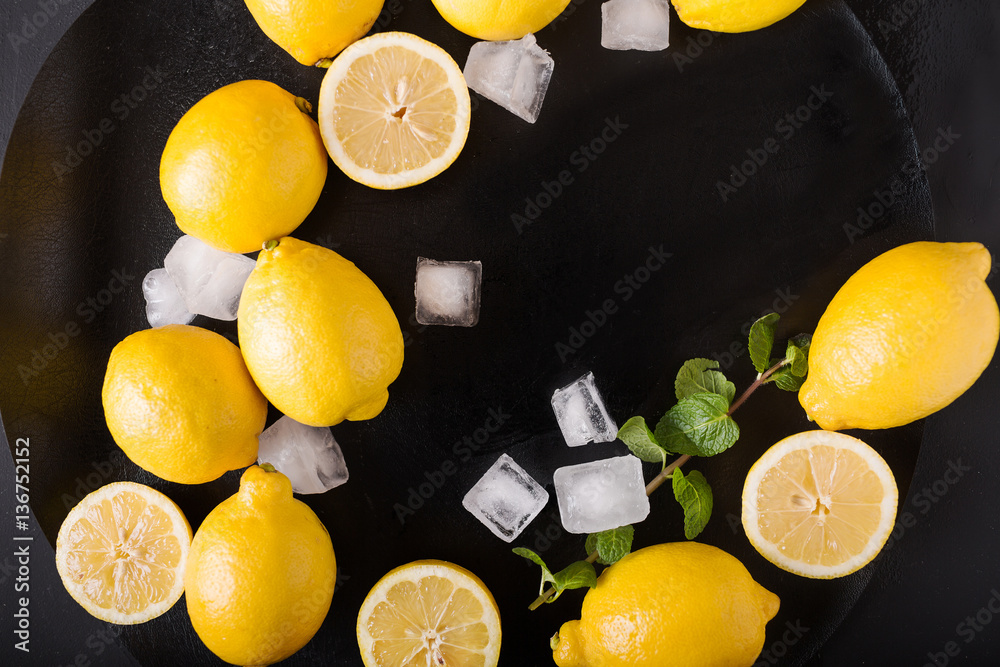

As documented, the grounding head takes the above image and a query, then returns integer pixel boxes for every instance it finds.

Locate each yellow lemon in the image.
[357,560,501,667]
[672,0,808,33]
[102,324,267,484]
[244,0,385,66]
[238,237,404,427]
[56,482,191,624]
[431,0,572,41]
[552,542,779,667]
[742,430,898,579]
[160,80,328,254]
[799,241,999,430]
[317,32,471,190]
[185,465,336,666]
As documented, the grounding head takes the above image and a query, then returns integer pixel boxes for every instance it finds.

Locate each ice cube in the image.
[601,0,671,52]
[163,235,256,321]
[464,34,554,123]
[551,372,618,447]
[462,453,549,542]
[414,257,482,327]
[142,268,194,328]
[553,455,650,534]
[256,415,349,494]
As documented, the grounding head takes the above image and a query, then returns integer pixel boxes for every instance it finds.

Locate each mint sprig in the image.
[585,526,635,565]
[672,469,713,539]
[748,312,780,373]
[513,548,596,604]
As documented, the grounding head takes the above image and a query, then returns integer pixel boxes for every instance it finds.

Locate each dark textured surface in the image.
[0,0,996,665]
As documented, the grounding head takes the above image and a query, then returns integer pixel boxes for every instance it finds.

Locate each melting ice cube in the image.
[142,268,194,328]
[551,372,618,447]
[601,0,671,52]
[464,34,555,123]
[163,235,255,321]
[553,455,650,533]
[256,415,349,494]
[462,454,549,542]
[414,257,482,327]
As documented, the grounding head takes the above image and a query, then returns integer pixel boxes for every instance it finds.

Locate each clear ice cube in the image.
[462,453,549,542]
[464,34,555,123]
[142,268,194,328]
[256,415,349,494]
[551,372,619,447]
[601,0,671,52]
[553,455,650,534]
[163,235,256,321]
[414,257,482,327]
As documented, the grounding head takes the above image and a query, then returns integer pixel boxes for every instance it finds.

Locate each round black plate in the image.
[0,0,933,664]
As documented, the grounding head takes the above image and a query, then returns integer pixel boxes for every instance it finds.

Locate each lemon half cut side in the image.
[742,430,898,579]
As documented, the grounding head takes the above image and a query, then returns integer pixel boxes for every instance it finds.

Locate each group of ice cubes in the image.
[464,34,554,124]
[414,257,482,327]
[257,415,350,494]
[142,235,255,327]
[601,0,671,51]
[463,370,648,541]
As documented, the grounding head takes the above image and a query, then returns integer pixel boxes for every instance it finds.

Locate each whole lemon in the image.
[244,0,385,66]
[672,0,808,33]
[102,324,267,485]
[800,242,999,430]
[552,542,779,667]
[238,237,404,427]
[160,80,328,254]
[185,465,336,665]
[430,0,572,41]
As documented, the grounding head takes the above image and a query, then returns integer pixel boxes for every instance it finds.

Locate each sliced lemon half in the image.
[55,481,192,624]
[742,430,898,579]
[318,32,472,190]
[357,559,502,667]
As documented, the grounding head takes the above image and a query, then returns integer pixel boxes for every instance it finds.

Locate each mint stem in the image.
[726,359,787,415]
[528,358,787,611]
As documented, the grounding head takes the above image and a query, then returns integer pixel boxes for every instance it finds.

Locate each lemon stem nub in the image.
[259,462,277,473]
[550,632,560,651]
[295,96,313,114]
[263,239,280,251]
[315,58,333,69]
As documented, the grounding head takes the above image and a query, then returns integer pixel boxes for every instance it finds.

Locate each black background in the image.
[0,0,998,665]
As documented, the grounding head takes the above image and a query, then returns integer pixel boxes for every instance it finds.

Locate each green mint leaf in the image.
[748,313,780,373]
[585,526,635,565]
[771,368,807,391]
[513,547,556,593]
[550,561,598,601]
[513,548,596,602]
[785,334,811,377]
[654,392,740,457]
[617,416,667,467]
[672,469,713,539]
[674,358,736,406]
